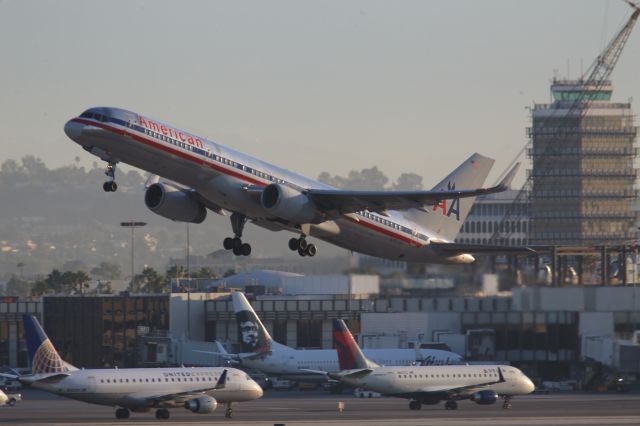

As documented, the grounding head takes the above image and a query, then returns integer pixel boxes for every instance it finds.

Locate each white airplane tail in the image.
[402,153,495,241]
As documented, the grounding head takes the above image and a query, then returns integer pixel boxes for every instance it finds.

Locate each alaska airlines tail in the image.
[333,320,378,370]
[231,292,272,354]
[23,314,76,374]
[402,153,494,241]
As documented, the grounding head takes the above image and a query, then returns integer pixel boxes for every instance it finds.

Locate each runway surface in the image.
[1,389,639,426]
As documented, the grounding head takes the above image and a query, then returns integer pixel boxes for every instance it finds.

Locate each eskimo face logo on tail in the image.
[236,310,270,354]
[32,339,67,374]
[432,181,460,221]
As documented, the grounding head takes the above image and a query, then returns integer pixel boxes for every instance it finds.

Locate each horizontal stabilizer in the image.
[430,242,535,256]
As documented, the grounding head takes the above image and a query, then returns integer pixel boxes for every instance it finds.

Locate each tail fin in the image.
[23,314,73,374]
[232,292,272,354]
[333,320,377,370]
[402,153,494,241]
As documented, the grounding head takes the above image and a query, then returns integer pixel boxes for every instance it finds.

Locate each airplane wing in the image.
[123,369,228,406]
[306,163,518,215]
[429,242,535,256]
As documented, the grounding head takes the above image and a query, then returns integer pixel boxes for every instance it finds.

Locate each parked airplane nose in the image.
[64,119,83,142]
[251,381,264,399]
[524,376,535,394]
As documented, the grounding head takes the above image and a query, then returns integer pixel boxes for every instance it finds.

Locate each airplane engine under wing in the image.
[470,389,499,405]
[145,183,207,223]
[184,395,217,413]
[261,183,322,224]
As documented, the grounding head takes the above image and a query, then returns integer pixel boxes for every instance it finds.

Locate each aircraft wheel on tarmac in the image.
[409,400,422,410]
[115,407,130,419]
[155,408,170,419]
[445,400,458,410]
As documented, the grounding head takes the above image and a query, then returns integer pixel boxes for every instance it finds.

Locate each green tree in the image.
[132,267,167,294]
[91,262,122,280]
[165,265,187,280]
[393,172,423,190]
[4,276,31,297]
[192,267,217,279]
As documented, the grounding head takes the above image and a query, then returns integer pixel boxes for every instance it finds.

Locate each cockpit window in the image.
[80,112,95,119]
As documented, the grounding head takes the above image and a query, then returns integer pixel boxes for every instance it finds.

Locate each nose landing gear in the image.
[223,213,251,256]
[102,162,118,192]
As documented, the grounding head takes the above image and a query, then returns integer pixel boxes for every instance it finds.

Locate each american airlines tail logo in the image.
[32,339,67,374]
[432,181,460,221]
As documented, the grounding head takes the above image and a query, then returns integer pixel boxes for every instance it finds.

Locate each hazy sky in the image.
[1,0,639,187]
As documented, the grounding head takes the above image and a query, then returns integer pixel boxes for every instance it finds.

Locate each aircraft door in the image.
[87,376,97,393]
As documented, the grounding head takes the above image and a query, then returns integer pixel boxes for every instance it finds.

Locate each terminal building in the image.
[0,272,630,387]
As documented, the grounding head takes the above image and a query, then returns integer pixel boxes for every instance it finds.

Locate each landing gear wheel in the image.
[232,237,243,251]
[102,181,117,192]
[155,408,170,419]
[503,402,512,409]
[305,243,317,257]
[223,237,234,250]
[409,400,422,410]
[115,407,130,419]
[241,243,252,256]
[225,403,233,418]
[288,237,300,251]
[298,238,308,251]
[445,400,458,410]
[298,247,307,257]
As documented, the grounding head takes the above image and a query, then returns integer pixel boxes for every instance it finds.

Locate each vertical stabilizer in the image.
[333,319,378,370]
[23,314,73,374]
[232,292,272,354]
[402,153,494,241]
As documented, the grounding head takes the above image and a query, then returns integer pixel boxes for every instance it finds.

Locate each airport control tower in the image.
[528,80,637,245]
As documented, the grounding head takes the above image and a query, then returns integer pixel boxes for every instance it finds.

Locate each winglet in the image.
[214,369,228,390]
[496,162,520,191]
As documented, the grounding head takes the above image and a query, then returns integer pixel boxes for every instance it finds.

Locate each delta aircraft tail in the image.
[332,319,378,370]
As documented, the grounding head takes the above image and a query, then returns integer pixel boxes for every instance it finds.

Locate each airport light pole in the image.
[120,221,147,287]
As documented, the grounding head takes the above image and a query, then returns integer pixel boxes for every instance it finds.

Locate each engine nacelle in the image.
[261,183,321,224]
[145,183,207,223]
[470,389,499,405]
[184,395,217,414]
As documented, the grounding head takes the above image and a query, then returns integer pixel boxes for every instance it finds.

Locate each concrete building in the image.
[529,79,637,245]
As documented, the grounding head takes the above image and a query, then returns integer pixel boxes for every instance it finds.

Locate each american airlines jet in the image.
[329,320,535,411]
[207,292,462,382]
[64,107,527,263]
[3,315,262,420]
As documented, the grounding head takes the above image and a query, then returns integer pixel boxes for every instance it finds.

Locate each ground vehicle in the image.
[5,393,21,406]
[354,388,381,398]
[272,379,294,391]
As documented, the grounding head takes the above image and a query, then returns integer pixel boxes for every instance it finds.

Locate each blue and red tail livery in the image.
[333,319,358,370]
[23,314,69,374]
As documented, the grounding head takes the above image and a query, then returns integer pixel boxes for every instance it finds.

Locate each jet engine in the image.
[144,183,207,223]
[260,183,321,224]
[470,389,499,405]
[184,395,217,413]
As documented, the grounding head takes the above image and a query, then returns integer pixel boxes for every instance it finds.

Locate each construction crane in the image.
[489,0,640,245]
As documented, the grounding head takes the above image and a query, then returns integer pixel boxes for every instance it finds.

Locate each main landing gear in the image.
[444,400,458,410]
[102,161,118,192]
[155,408,170,419]
[502,396,512,409]
[288,235,316,257]
[409,400,422,410]
[223,213,252,256]
[115,407,130,419]
[224,402,233,418]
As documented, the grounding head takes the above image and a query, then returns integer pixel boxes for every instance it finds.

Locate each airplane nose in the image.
[525,377,535,394]
[64,119,83,142]
[252,382,264,399]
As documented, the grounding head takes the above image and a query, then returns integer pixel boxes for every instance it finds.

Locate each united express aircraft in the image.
[1,315,262,420]
[64,107,527,263]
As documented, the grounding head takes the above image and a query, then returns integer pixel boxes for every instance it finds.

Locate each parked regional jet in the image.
[64,107,528,263]
[208,292,462,382]
[328,319,534,410]
[3,315,262,420]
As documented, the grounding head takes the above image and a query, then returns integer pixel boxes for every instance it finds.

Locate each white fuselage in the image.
[340,364,535,398]
[240,341,462,381]
[25,367,262,409]
[0,390,7,405]
[64,108,473,264]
